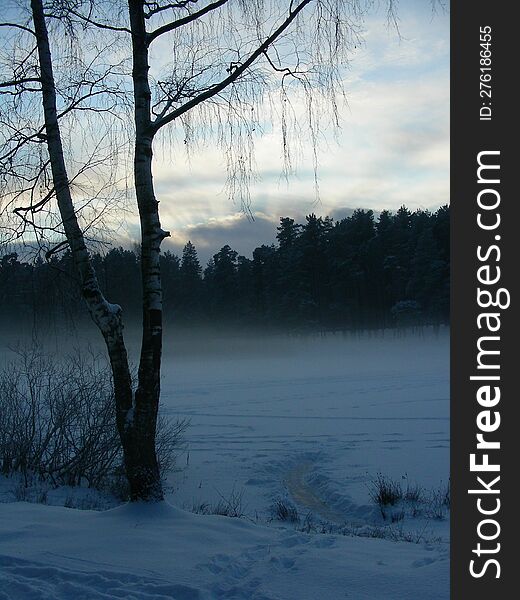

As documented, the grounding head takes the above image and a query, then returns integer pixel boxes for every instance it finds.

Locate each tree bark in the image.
[31,0,162,501]
[127,0,169,501]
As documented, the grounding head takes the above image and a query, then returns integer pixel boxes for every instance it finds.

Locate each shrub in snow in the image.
[271,498,300,523]
[367,473,450,523]
[368,473,403,509]
[0,349,187,498]
[187,487,245,518]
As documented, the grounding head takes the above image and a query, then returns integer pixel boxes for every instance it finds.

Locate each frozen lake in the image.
[0,328,450,599]
[160,330,449,532]
[0,326,449,531]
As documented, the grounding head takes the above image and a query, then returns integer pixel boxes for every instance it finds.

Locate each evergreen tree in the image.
[206,245,239,319]
[276,217,301,250]
[161,250,181,317]
[297,214,330,324]
[180,241,202,280]
[252,244,277,321]
[178,241,202,318]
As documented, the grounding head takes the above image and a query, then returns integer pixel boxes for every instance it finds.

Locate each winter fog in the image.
[1,326,449,524]
[0,327,449,598]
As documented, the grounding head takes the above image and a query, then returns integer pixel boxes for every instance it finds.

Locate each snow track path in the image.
[285,461,346,524]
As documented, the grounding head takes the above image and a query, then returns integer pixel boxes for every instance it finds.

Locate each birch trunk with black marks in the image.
[31,0,163,501]
[127,0,169,501]
[120,0,315,500]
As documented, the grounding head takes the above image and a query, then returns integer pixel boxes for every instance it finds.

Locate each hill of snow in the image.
[0,501,448,599]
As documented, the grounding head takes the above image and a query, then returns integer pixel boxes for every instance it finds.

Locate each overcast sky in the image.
[0,1,449,263]
[132,0,449,263]
[2,0,448,264]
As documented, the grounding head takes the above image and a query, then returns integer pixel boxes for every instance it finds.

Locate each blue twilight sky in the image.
[139,0,450,263]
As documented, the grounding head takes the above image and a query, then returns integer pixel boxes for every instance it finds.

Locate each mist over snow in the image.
[1,329,449,598]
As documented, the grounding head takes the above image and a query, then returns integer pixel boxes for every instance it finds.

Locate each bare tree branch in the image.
[151,0,312,132]
[144,0,199,19]
[0,22,36,36]
[0,78,41,88]
[46,8,132,34]
[147,0,229,43]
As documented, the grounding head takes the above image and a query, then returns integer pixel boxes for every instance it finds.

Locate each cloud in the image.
[160,205,380,265]
[161,212,278,264]
[116,1,449,258]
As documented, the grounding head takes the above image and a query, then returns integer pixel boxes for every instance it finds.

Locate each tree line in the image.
[1,205,449,332]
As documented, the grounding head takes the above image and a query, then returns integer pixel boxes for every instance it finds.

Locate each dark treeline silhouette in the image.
[0,206,449,332]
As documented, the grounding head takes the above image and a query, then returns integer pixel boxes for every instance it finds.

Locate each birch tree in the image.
[1,0,394,501]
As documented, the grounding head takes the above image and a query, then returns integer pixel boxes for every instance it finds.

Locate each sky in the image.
[142,0,450,263]
[0,0,450,264]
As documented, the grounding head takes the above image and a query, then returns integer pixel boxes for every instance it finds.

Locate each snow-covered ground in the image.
[0,501,448,600]
[0,329,449,599]
[163,331,449,532]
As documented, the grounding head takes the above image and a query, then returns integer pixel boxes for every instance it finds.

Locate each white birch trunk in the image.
[30,0,158,501]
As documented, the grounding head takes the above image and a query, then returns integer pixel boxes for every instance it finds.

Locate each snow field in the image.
[0,330,450,598]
